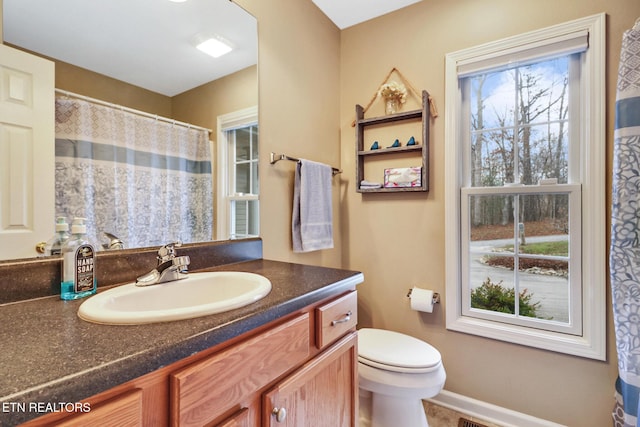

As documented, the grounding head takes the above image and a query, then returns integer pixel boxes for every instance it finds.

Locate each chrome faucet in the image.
[102,232,124,250]
[135,242,190,286]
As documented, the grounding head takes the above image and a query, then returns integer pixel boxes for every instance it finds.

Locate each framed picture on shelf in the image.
[383,167,422,188]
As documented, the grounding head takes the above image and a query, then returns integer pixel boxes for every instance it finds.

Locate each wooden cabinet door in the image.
[216,407,250,427]
[263,332,358,427]
[171,313,311,427]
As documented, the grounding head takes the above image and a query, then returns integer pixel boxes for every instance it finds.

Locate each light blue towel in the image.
[292,159,334,252]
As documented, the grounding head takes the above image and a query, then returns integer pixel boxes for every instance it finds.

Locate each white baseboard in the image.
[426,390,567,427]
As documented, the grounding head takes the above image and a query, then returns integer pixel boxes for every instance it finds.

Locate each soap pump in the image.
[44,216,70,256]
[60,217,97,300]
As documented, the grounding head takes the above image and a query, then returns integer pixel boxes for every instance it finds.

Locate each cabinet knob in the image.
[331,311,352,326]
[272,406,287,423]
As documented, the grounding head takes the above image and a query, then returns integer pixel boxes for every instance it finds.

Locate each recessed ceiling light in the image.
[196,36,233,58]
[168,0,188,3]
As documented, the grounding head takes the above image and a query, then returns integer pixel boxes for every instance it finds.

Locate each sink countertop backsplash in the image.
[0,238,264,305]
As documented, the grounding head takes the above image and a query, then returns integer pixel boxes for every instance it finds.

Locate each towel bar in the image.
[270,152,342,175]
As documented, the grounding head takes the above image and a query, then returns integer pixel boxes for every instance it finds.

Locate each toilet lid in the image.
[358,328,442,373]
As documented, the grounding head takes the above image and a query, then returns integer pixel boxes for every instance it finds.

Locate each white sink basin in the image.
[78,271,272,325]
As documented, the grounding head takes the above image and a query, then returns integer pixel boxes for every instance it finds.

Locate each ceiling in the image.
[312,0,422,29]
[2,0,258,97]
[2,0,420,97]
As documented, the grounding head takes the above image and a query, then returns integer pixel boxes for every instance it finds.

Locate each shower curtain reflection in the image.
[54,96,213,250]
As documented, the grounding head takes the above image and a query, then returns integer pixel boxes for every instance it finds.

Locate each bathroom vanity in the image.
[0,239,362,426]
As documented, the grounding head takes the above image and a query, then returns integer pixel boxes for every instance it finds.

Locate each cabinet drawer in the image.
[315,290,358,349]
[170,313,311,427]
[56,389,143,427]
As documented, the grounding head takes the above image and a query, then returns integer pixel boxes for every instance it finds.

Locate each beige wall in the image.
[2,44,174,116]
[172,65,257,131]
[340,1,636,426]
[172,65,258,240]
[54,59,172,116]
[235,0,343,267]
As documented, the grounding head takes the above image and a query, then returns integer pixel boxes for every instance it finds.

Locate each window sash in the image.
[230,199,259,239]
[231,125,259,196]
[460,53,582,187]
[460,184,582,335]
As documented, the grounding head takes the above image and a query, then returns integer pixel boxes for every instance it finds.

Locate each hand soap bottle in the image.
[44,216,70,256]
[61,217,97,300]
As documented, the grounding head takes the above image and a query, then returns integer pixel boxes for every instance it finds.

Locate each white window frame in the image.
[444,14,606,360]
[216,106,259,240]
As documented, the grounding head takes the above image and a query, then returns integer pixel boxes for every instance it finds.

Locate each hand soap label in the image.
[74,245,95,293]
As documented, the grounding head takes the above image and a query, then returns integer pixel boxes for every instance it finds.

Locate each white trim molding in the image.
[444,13,606,360]
[427,390,567,427]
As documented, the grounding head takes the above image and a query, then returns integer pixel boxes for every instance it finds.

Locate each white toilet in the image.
[358,328,446,427]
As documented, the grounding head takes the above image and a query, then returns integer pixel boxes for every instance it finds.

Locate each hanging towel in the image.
[292,159,334,252]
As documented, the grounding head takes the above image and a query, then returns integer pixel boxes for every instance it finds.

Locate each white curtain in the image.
[611,19,640,427]
[54,97,213,249]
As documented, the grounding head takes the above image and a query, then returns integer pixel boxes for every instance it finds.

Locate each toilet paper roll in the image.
[409,287,434,313]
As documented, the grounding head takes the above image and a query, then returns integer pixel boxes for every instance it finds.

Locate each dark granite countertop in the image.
[0,259,363,426]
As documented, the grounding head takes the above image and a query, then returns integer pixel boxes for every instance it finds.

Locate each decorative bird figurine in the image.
[370,141,380,150]
[406,136,417,146]
[388,139,401,148]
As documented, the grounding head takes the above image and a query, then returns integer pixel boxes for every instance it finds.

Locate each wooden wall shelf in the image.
[355,90,430,193]
[357,145,422,156]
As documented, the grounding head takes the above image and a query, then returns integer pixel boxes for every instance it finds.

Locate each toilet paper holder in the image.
[406,288,440,304]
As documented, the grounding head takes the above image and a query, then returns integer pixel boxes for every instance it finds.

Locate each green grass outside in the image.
[505,240,568,256]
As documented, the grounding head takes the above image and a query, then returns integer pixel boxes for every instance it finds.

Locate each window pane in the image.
[235,163,250,194]
[469,194,512,232]
[251,161,259,194]
[518,123,568,184]
[516,58,569,127]
[231,200,259,239]
[470,70,516,129]
[236,128,251,161]
[468,193,570,323]
[471,129,514,186]
[247,200,259,236]
[251,126,259,159]
[232,200,248,237]
[518,256,569,322]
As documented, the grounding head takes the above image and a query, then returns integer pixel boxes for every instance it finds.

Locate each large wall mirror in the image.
[2,0,258,261]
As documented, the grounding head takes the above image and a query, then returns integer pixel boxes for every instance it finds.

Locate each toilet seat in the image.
[358,328,442,373]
